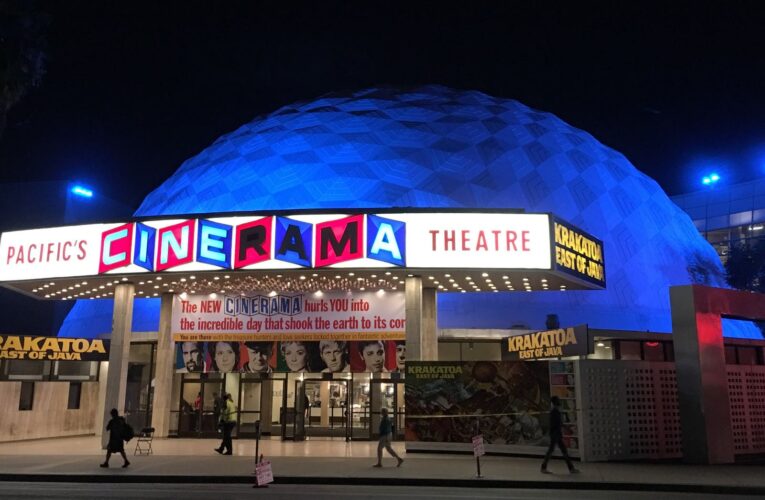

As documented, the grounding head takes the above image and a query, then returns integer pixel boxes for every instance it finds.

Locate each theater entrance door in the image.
[293,377,351,441]
[369,379,405,441]
[178,376,225,438]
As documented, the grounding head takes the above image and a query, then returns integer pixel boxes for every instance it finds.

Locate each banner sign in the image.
[0,211,556,281]
[173,291,406,374]
[552,217,605,288]
[0,335,109,361]
[405,361,551,448]
[171,291,405,336]
[503,324,590,360]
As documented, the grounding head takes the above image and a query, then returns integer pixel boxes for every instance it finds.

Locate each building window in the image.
[736,347,759,365]
[19,381,34,411]
[618,341,641,360]
[4,360,48,381]
[664,342,675,362]
[642,341,665,362]
[54,361,99,381]
[67,382,82,410]
[725,346,738,364]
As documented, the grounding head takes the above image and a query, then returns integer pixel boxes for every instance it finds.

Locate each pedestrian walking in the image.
[373,407,403,467]
[541,396,579,474]
[214,392,236,455]
[100,408,130,468]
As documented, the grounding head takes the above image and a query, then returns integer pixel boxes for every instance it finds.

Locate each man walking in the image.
[541,396,579,474]
[373,407,403,467]
[214,393,236,456]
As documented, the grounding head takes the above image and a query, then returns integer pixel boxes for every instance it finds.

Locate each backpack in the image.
[122,421,135,442]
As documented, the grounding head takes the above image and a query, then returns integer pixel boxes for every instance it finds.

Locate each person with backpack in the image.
[100,408,131,468]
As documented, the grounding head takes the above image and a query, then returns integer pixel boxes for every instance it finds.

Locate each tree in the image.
[0,0,48,139]
[725,238,765,336]
[725,239,765,294]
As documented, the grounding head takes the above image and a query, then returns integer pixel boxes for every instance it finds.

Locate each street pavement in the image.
[0,482,758,500]
[0,436,762,495]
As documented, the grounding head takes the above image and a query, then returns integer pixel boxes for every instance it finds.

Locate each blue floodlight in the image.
[71,185,93,198]
[702,173,720,186]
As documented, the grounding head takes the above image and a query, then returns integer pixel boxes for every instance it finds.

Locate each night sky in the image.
[2,1,765,209]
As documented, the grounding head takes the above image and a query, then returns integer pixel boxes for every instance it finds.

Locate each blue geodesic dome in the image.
[59,85,759,338]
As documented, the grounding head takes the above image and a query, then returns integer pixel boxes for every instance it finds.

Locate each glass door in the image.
[369,379,404,440]
[178,375,225,437]
[298,378,350,439]
[350,374,371,440]
[238,379,262,437]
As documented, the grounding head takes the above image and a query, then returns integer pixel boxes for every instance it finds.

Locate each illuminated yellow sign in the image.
[505,325,589,360]
[553,219,605,287]
[0,335,108,361]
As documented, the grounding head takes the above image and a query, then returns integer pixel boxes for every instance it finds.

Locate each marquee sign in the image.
[0,335,109,361]
[503,324,591,360]
[0,211,604,288]
[552,218,605,288]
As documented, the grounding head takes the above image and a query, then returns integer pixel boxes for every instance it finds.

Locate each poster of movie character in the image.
[405,361,552,448]
[349,340,402,373]
[175,341,278,374]
[176,339,405,374]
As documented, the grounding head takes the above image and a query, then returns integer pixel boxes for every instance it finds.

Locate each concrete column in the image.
[405,277,438,361]
[101,283,134,448]
[260,379,273,434]
[95,361,109,437]
[320,381,330,427]
[670,285,734,464]
[151,293,175,437]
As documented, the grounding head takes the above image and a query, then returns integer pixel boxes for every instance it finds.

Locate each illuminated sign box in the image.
[0,335,109,361]
[503,324,591,360]
[0,211,604,290]
[552,217,605,288]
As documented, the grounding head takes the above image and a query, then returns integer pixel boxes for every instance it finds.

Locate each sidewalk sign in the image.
[472,434,485,478]
[255,460,273,486]
[472,435,485,457]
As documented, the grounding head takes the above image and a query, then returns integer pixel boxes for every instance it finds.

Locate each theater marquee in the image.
[0,210,605,291]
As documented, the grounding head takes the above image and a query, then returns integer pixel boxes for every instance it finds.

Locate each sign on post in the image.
[472,435,485,457]
[255,460,273,486]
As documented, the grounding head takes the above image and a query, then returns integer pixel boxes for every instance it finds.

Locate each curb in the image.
[0,474,763,495]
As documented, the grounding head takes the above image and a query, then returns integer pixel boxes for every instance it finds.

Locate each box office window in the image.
[4,360,49,381]
[67,382,82,410]
[19,381,34,411]
[54,361,99,381]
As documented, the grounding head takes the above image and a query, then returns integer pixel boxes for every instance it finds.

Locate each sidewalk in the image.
[0,436,763,495]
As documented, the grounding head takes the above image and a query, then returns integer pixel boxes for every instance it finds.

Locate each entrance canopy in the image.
[0,209,605,300]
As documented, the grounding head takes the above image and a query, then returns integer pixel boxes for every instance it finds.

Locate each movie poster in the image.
[405,361,552,448]
[175,340,278,374]
[175,339,406,373]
